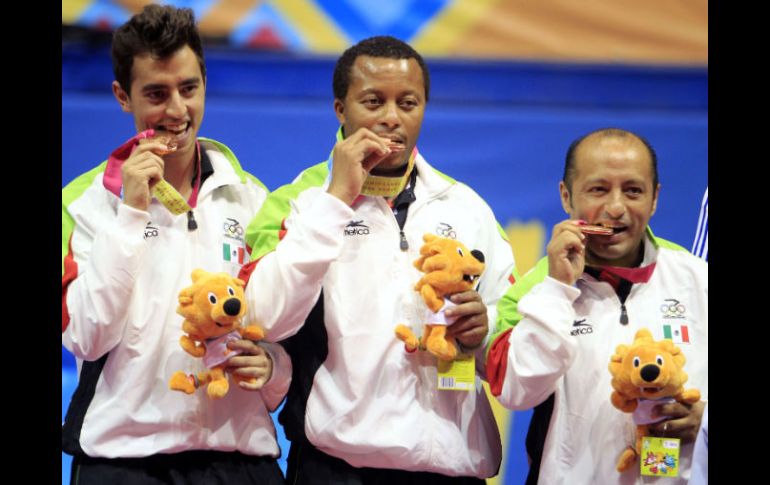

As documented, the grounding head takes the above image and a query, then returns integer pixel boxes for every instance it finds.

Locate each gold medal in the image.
[360,146,415,197]
[333,127,417,198]
[141,131,192,215]
[580,224,614,236]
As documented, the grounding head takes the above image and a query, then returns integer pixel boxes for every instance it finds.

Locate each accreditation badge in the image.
[437,353,475,392]
[640,436,681,477]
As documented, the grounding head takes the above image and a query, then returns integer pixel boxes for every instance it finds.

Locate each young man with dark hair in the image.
[62,5,290,484]
[487,128,708,484]
[239,35,517,484]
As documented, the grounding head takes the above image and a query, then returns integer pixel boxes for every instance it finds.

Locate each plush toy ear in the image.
[191,269,207,283]
[634,328,653,343]
[234,277,246,289]
[423,233,437,244]
[420,241,441,257]
[178,276,197,305]
[613,344,629,359]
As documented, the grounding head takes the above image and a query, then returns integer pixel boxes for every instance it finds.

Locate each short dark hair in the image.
[333,35,430,102]
[563,128,659,190]
[111,4,206,95]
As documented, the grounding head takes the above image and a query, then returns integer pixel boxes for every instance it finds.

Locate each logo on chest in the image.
[344,220,370,236]
[571,318,593,336]
[436,222,456,239]
[144,223,159,239]
[659,298,691,344]
[222,218,244,242]
[222,218,247,265]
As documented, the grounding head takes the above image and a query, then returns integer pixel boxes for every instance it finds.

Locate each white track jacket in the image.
[241,152,516,478]
[61,138,291,458]
[487,233,707,485]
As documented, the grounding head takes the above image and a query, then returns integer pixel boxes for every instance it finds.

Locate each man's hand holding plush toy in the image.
[395,234,486,361]
[444,290,488,351]
[168,269,269,399]
[608,328,702,472]
[224,339,273,391]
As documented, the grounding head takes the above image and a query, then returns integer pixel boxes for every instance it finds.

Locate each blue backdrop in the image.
[62,44,707,484]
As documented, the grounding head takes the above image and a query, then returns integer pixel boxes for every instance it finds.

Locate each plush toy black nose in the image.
[640,364,660,382]
[223,298,241,316]
[471,249,485,263]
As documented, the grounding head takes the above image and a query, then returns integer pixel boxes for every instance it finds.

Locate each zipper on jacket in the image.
[619,303,629,325]
[616,280,632,325]
[187,210,198,231]
[584,266,633,325]
[390,169,417,252]
[399,230,409,251]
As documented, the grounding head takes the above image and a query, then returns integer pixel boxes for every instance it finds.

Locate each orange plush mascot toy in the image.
[168,269,265,399]
[395,233,485,361]
[608,328,701,472]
